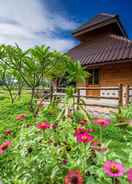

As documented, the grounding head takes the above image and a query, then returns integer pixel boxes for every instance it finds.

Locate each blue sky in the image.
[0,0,131,51]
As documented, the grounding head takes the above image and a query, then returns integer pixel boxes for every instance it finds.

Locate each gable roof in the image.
[68,34,132,66]
[73,13,128,38]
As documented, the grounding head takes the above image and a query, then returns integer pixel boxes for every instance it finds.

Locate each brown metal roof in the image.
[68,34,132,66]
[73,13,116,33]
[73,13,128,38]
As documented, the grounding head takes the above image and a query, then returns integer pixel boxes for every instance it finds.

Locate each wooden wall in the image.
[78,62,132,97]
[100,62,132,86]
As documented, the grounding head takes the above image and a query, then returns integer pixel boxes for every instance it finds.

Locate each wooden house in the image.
[68,13,132,97]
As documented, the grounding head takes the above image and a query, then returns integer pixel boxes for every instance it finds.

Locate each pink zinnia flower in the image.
[0,141,12,154]
[4,129,12,136]
[74,128,87,137]
[103,160,125,177]
[64,170,84,184]
[128,168,132,183]
[36,122,50,130]
[95,118,111,127]
[74,128,95,136]
[16,114,26,121]
[76,132,94,143]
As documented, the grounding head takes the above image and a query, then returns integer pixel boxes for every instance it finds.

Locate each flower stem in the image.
[112,177,116,184]
[99,126,102,143]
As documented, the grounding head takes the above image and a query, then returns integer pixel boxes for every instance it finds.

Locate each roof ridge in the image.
[72,13,128,38]
[99,13,116,17]
[73,13,119,36]
[73,15,113,34]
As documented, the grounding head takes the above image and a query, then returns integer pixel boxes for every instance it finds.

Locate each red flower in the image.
[64,170,84,184]
[4,129,12,136]
[16,114,26,121]
[76,132,94,143]
[74,128,95,144]
[75,128,95,136]
[0,141,12,155]
[128,168,132,183]
[36,122,50,130]
[74,128,87,137]
[95,118,111,127]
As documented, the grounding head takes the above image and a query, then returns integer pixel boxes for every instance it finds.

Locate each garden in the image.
[0,44,132,184]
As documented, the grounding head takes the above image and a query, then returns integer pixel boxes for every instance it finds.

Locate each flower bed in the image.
[0,95,132,184]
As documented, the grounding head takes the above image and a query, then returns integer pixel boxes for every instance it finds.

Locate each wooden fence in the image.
[76,85,122,109]
[25,84,132,109]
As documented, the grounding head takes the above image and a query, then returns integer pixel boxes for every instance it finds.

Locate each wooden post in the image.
[122,84,129,107]
[119,84,123,107]
[126,85,129,106]
[77,88,80,110]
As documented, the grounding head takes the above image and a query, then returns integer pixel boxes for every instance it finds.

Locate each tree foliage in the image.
[0,44,88,116]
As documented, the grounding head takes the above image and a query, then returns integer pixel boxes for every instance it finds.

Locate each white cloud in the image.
[40,37,76,51]
[0,0,78,51]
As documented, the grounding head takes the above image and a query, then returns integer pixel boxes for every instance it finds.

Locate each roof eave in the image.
[82,59,132,68]
[116,16,128,38]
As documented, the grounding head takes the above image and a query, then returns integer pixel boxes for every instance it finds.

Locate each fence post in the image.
[122,84,129,107]
[126,85,129,106]
[77,88,80,110]
[119,84,123,107]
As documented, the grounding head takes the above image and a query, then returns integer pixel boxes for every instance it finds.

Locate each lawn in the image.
[0,91,132,184]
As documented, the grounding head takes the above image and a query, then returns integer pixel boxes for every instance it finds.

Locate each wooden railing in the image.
[76,85,122,109]
[24,84,132,109]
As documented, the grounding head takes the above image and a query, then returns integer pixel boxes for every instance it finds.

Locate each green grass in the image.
[0,91,32,132]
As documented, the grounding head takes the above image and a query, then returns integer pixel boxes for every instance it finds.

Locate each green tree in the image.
[0,45,24,103]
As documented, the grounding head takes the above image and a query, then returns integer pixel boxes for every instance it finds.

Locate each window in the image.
[87,69,99,85]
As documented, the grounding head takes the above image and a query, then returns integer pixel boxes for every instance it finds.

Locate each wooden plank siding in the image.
[78,62,132,97]
[100,62,132,86]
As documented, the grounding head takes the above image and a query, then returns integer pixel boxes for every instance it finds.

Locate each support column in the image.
[119,84,129,107]
[122,84,129,106]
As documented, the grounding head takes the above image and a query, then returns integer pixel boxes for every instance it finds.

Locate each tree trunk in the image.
[29,88,35,115]
[50,81,54,103]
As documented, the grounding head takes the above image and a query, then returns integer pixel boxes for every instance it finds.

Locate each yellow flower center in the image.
[111,165,118,173]
[82,135,88,141]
